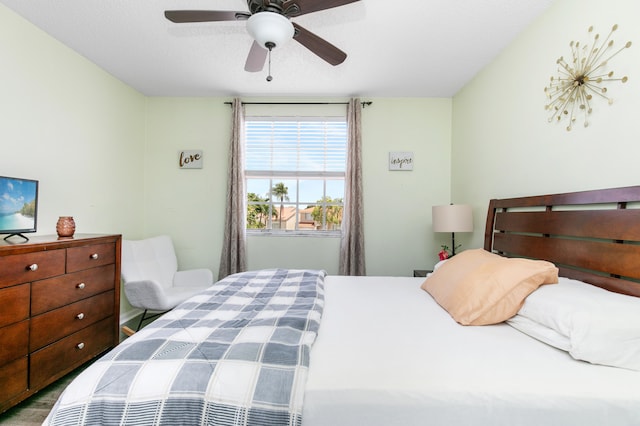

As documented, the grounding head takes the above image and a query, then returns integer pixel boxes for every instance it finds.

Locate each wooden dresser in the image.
[0,234,121,413]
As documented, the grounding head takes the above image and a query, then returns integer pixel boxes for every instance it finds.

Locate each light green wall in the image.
[1,4,147,317]
[144,97,453,277]
[0,4,146,238]
[361,98,452,275]
[452,0,640,250]
[143,98,229,271]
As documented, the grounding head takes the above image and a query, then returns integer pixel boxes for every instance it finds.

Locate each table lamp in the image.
[432,204,473,256]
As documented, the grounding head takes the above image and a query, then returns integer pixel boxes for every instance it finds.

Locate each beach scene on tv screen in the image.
[0,178,37,231]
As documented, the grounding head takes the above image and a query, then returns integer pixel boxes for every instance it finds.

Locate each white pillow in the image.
[506,314,571,352]
[510,277,640,371]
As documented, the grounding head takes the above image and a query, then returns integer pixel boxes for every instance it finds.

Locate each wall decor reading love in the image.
[179,150,203,169]
[389,151,414,171]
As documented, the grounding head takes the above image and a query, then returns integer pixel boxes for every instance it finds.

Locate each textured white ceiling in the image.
[1,0,556,97]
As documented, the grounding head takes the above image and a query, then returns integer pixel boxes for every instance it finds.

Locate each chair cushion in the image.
[122,235,178,289]
[174,269,214,287]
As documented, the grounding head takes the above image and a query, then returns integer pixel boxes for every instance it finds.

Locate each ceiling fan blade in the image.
[244,41,268,72]
[164,10,249,23]
[283,0,360,17]
[292,23,347,66]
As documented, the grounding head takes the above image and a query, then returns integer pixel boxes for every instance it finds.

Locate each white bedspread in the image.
[302,275,640,426]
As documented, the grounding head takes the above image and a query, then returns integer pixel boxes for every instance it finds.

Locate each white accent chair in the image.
[122,235,213,330]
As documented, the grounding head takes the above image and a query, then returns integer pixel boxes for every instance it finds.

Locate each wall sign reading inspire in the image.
[389,151,414,170]
[179,150,203,169]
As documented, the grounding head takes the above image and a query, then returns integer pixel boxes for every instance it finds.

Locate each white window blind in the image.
[245,118,347,177]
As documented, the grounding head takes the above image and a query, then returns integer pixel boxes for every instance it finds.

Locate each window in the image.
[245,117,347,235]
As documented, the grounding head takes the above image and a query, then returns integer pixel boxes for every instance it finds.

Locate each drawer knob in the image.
[90,253,99,260]
[28,263,39,271]
[77,283,86,289]
[76,312,85,320]
[76,342,85,350]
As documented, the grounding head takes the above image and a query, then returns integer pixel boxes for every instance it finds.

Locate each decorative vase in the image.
[56,216,76,238]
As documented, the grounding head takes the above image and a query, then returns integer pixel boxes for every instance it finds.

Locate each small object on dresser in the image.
[56,216,75,238]
[413,269,433,277]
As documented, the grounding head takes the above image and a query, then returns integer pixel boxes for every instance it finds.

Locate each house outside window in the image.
[245,116,347,236]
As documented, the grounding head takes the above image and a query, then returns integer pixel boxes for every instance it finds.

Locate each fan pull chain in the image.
[265,41,275,82]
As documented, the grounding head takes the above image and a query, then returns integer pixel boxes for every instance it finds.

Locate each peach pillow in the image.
[421,249,558,325]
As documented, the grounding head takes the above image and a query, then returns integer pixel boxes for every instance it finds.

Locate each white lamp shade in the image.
[246,12,294,49]
[432,204,473,233]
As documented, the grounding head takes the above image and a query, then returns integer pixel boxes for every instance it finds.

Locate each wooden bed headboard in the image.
[484,185,640,298]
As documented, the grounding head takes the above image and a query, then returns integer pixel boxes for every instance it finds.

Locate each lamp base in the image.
[451,232,457,256]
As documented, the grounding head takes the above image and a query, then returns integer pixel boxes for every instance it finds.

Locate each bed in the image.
[44,185,640,425]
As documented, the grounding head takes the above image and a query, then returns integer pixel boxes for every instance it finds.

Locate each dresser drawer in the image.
[0,250,65,289]
[30,317,113,389]
[31,264,116,315]
[0,321,29,365]
[30,291,114,352]
[0,357,28,409]
[67,242,115,273]
[0,284,30,327]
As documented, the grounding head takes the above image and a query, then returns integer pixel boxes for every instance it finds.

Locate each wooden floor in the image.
[0,314,149,425]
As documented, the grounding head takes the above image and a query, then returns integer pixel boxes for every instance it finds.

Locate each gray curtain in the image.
[339,98,366,275]
[218,98,247,279]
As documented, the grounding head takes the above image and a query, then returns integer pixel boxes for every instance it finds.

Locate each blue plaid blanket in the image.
[44,269,326,426]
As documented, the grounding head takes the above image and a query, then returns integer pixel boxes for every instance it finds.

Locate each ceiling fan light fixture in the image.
[246,11,294,50]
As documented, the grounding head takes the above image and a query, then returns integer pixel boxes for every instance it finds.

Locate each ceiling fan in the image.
[164,0,360,79]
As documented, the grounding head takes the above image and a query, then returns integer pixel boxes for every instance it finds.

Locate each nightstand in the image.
[413,269,433,277]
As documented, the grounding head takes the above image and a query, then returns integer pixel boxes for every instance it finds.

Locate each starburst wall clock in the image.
[544,25,632,131]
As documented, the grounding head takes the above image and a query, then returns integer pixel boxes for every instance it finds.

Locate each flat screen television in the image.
[0,175,39,242]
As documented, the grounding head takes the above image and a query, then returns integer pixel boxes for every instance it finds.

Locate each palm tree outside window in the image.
[271,182,289,229]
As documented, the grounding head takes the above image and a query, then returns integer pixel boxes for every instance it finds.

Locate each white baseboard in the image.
[119,308,142,325]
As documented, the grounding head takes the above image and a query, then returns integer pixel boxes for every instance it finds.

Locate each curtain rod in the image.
[224,101,372,108]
